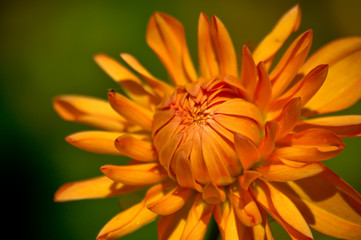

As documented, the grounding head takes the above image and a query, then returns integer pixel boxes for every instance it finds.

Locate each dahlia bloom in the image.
[54,5,361,240]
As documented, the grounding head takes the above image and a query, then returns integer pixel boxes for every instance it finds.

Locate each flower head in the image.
[54,5,361,240]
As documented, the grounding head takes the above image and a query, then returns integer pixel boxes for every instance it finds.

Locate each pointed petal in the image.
[198,13,219,78]
[175,150,203,192]
[93,54,158,107]
[253,5,301,68]
[202,182,226,205]
[274,128,345,162]
[211,15,238,76]
[54,176,141,202]
[254,62,272,112]
[274,97,302,140]
[239,170,262,190]
[275,167,361,239]
[295,115,361,138]
[270,30,313,99]
[53,95,127,131]
[252,208,274,240]
[120,53,174,97]
[147,185,194,215]
[180,194,214,240]
[251,179,313,239]
[146,12,197,85]
[257,161,325,182]
[229,184,262,227]
[107,91,153,131]
[97,182,171,240]
[114,134,157,162]
[258,121,279,159]
[240,45,258,96]
[158,205,190,240]
[65,131,121,155]
[100,163,168,185]
[214,201,252,240]
[303,49,361,115]
[234,133,260,170]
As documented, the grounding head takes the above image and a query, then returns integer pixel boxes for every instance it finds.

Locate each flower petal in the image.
[229,184,262,227]
[198,13,219,79]
[158,205,189,240]
[253,5,301,69]
[120,53,174,97]
[180,194,214,240]
[53,95,127,131]
[257,161,325,182]
[274,167,361,239]
[114,134,157,162]
[251,179,313,239]
[274,97,302,140]
[202,182,226,205]
[274,128,345,162]
[175,150,203,192]
[147,185,194,215]
[258,121,279,159]
[214,201,252,240]
[211,15,238,77]
[100,163,168,185]
[93,54,158,107]
[146,12,197,85]
[97,182,171,240]
[107,91,153,131]
[303,49,361,115]
[239,170,262,190]
[54,176,141,202]
[65,131,121,155]
[270,30,313,99]
[234,133,260,170]
[254,62,272,112]
[240,45,258,96]
[295,115,361,138]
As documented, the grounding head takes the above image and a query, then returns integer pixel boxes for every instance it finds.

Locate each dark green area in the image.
[1,0,360,239]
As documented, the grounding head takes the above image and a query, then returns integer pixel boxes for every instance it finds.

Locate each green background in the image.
[1,0,361,239]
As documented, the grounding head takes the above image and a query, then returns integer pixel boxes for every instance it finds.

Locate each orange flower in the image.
[54,5,361,240]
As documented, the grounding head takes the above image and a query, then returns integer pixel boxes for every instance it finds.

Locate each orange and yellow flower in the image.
[54,5,361,240]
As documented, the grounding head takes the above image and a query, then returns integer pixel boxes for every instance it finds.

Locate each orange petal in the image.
[274,97,302,140]
[303,49,361,115]
[252,208,274,240]
[274,128,345,162]
[54,176,141,202]
[211,15,238,77]
[214,201,252,240]
[114,134,157,162]
[53,95,127,131]
[100,163,168,185]
[253,5,301,69]
[240,45,258,96]
[234,133,260,170]
[147,185,194,215]
[97,182,170,240]
[258,121,279,159]
[254,62,272,112]
[93,54,158,107]
[120,53,174,97]
[65,131,121,155]
[107,91,153,131]
[276,167,361,239]
[198,13,219,79]
[175,150,203,191]
[146,12,197,85]
[239,170,262,190]
[180,194,214,240]
[295,115,361,138]
[251,179,313,239]
[158,205,190,240]
[270,30,313,99]
[270,64,328,114]
[202,182,226,205]
[257,161,325,182]
[229,184,262,227]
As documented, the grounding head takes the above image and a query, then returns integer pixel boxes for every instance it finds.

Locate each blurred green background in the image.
[1,0,361,239]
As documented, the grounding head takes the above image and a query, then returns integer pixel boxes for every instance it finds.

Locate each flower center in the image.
[152,78,262,196]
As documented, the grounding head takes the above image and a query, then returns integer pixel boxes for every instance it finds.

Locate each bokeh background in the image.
[1,0,361,239]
